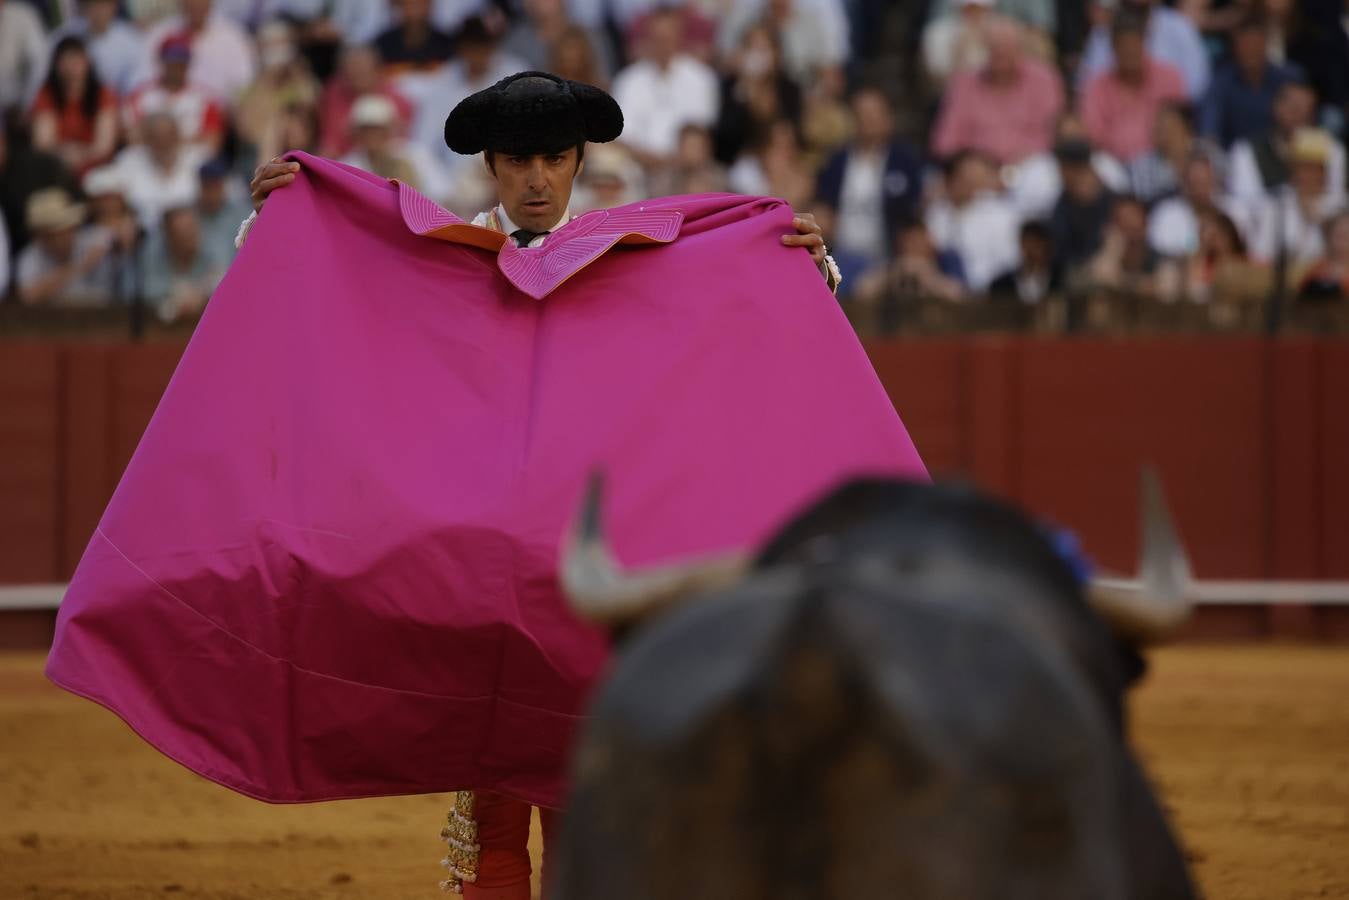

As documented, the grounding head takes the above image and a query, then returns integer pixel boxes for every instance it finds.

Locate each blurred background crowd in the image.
[0,0,1347,334]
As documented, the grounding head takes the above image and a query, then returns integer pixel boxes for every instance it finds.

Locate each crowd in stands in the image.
[0,0,1347,332]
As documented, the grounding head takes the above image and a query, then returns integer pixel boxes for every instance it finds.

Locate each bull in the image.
[548,473,1197,900]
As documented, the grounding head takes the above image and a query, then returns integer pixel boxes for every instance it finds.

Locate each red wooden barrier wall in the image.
[2,337,1346,636]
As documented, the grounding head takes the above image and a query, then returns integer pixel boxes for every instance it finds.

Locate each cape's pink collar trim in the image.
[397,182,683,300]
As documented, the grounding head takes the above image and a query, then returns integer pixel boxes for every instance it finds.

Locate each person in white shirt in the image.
[110,112,209,230]
[52,0,152,96]
[0,0,48,114]
[144,0,258,105]
[612,7,719,169]
[1147,152,1245,258]
[925,149,1023,292]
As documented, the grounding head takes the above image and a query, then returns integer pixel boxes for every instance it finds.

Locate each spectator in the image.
[341,94,447,201]
[1295,211,1349,303]
[1079,0,1210,100]
[317,43,415,159]
[1079,11,1188,163]
[1127,101,1219,204]
[82,164,140,302]
[144,0,258,105]
[375,0,456,78]
[815,87,923,284]
[653,123,728,196]
[0,0,48,115]
[234,21,321,159]
[141,205,223,322]
[712,23,802,166]
[256,101,320,167]
[988,219,1062,304]
[411,17,528,176]
[30,36,119,178]
[922,0,1057,44]
[719,0,850,86]
[549,24,609,89]
[503,0,615,83]
[1148,152,1245,258]
[196,158,249,264]
[1250,127,1344,266]
[53,0,151,96]
[855,220,968,308]
[573,143,647,213]
[1157,209,1271,322]
[930,16,1065,166]
[15,187,117,307]
[612,7,720,169]
[0,122,82,257]
[1199,14,1306,149]
[110,111,208,229]
[921,0,998,90]
[1005,110,1129,220]
[1228,80,1346,221]
[925,149,1023,292]
[1049,138,1118,274]
[728,118,815,211]
[1082,195,1162,296]
[124,34,226,156]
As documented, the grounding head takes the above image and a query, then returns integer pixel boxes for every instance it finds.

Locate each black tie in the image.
[511,229,548,247]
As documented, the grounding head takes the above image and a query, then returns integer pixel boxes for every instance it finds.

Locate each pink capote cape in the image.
[46,153,926,808]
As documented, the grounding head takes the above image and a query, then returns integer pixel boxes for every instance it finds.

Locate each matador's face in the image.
[489,147,584,234]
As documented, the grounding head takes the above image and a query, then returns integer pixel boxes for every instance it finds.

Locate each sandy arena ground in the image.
[2,645,1347,900]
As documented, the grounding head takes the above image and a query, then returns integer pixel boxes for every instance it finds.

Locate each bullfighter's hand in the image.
[250,157,301,211]
[782,213,827,267]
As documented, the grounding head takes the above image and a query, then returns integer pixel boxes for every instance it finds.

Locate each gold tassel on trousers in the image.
[439,790,480,893]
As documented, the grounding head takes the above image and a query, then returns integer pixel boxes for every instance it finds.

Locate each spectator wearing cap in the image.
[196,158,251,264]
[140,204,223,322]
[930,16,1065,167]
[318,44,415,159]
[1199,14,1307,150]
[375,0,456,78]
[1078,0,1209,99]
[1148,151,1246,258]
[341,93,448,202]
[718,0,850,87]
[83,164,141,304]
[712,22,803,167]
[15,187,118,307]
[612,7,720,170]
[503,0,615,84]
[235,21,321,161]
[411,17,528,177]
[0,122,83,257]
[30,36,120,177]
[1079,11,1188,163]
[110,111,209,229]
[51,0,152,96]
[124,34,226,156]
[0,0,48,115]
[925,149,1023,292]
[1228,80,1346,224]
[143,0,257,105]
[815,87,924,284]
[1250,127,1345,266]
[1048,137,1118,275]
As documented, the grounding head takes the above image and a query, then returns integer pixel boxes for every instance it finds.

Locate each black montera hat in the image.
[444,71,623,157]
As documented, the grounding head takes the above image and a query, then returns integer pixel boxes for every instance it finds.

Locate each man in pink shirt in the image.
[1080,10,1186,163]
[930,16,1065,166]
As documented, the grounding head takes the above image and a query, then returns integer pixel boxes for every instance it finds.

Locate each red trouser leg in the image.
[463,792,535,900]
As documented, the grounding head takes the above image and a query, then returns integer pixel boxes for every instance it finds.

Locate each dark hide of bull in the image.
[551,480,1196,900]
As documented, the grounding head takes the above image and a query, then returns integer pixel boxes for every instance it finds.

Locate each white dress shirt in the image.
[612,55,720,158]
[926,191,1023,293]
[471,205,572,248]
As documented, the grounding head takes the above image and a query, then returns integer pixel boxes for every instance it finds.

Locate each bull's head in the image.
[561,469,1194,643]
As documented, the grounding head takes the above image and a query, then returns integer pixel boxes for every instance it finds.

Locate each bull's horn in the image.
[560,472,752,622]
[1087,467,1194,641]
